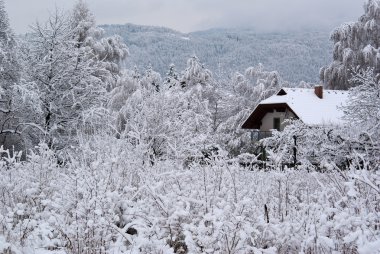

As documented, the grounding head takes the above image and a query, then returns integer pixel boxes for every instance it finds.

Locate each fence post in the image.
[293,135,297,168]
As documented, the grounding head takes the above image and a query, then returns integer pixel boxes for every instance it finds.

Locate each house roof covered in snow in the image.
[241,87,349,129]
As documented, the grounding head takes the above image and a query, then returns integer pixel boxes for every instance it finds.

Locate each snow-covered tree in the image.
[140,64,161,92]
[164,63,179,88]
[216,64,283,155]
[108,57,216,164]
[344,68,380,136]
[108,65,162,144]
[109,71,140,113]
[69,0,129,91]
[108,70,140,137]
[18,2,129,151]
[70,0,95,46]
[21,10,107,150]
[180,56,213,88]
[0,0,23,152]
[180,56,221,132]
[115,82,212,165]
[342,68,380,165]
[262,120,354,169]
[320,0,380,90]
[244,63,281,97]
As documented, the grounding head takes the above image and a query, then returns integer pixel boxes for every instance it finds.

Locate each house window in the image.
[273,117,281,131]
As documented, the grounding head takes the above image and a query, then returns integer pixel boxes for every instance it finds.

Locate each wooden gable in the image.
[241,103,299,129]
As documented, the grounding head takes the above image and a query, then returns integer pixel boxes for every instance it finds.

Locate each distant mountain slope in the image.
[101,23,332,83]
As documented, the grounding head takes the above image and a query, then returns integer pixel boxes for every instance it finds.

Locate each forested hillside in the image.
[102,24,331,82]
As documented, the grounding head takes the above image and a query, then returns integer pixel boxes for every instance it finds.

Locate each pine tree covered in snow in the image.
[320,0,380,90]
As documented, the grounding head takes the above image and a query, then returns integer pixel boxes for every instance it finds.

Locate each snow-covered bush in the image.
[1,137,379,253]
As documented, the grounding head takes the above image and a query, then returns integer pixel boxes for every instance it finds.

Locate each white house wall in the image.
[260,110,296,131]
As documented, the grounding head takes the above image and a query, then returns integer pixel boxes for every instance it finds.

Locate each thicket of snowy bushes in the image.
[0,137,379,253]
[1,0,380,253]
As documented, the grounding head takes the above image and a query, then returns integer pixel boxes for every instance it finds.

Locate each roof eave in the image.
[241,103,299,129]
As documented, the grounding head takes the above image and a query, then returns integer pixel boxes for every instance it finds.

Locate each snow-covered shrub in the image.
[1,137,379,253]
[0,143,61,252]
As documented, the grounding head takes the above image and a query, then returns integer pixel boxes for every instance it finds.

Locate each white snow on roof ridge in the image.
[260,87,349,126]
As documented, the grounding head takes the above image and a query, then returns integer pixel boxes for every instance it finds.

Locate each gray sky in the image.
[6,0,364,34]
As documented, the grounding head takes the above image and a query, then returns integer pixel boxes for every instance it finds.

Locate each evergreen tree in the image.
[320,0,380,90]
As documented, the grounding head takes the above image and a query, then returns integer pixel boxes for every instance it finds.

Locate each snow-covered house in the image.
[242,86,348,140]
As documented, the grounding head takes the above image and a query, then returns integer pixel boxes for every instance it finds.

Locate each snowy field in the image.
[0,141,379,254]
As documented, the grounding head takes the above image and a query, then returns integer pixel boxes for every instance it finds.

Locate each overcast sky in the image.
[6,0,364,34]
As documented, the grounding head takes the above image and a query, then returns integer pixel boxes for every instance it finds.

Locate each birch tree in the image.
[320,0,380,90]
